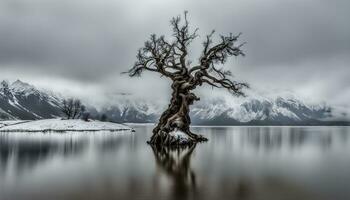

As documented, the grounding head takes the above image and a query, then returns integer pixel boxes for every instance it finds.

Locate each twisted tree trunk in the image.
[148,80,208,146]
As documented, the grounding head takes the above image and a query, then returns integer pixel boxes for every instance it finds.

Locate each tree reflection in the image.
[151,144,197,200]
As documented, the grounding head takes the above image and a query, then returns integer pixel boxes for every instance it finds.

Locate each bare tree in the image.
[82,112,90,121]
[61,98,85,119]
[61,98,73,119]
[125,12,248,146]
[100,114,108,122]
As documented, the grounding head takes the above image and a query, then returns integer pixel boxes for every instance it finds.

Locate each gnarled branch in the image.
[125,11,248,95]
[201,71,249,96]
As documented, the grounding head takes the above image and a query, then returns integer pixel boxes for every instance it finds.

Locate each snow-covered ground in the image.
[0,120,30,128]
[0,118,131,132]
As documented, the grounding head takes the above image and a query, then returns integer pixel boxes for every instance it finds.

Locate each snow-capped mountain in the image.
[0,80,62,120]
[100,98,161,123]
[0,80,345,125]
[190,97,333,125]
[98,94,334,125]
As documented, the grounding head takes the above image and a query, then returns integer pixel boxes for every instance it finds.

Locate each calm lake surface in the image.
[0,125,350,200]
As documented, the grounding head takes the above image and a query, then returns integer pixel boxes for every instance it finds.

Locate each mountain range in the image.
[0,80,348,125]
[0,80,62,120]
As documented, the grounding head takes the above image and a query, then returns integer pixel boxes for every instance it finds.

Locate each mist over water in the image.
[0,126,350,200]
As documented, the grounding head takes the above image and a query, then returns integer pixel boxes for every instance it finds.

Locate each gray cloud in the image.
[0,0,349,108]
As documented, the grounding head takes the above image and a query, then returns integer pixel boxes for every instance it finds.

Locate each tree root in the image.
[148,130,208,146]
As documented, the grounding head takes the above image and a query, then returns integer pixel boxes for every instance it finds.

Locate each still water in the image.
[0,125,350,200]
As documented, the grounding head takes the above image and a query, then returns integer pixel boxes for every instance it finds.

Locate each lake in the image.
[0,125,350,200]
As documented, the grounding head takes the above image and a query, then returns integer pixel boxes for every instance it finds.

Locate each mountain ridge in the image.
[0,80,348,125]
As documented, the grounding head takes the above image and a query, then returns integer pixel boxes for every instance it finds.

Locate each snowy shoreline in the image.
[0,118,131,132]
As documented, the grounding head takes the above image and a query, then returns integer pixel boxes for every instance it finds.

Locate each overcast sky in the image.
[0,0,349,108]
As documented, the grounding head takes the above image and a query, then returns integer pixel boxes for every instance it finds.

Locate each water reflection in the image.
[151,143,255,200]
[196,126,347,152]
[0,132,126,177]
[151,144,197,200]
[0,126,349,200]
[0,136,83,174]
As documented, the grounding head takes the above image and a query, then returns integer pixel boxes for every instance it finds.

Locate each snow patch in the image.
[169,129,190,144]
[0,120,30,128]
[0,118,131,132]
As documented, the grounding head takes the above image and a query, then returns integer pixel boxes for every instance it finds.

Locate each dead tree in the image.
[82,112,90,121]
[61,99,73,119]
[100,114,108,122]
[125,12,248,146]
[61,98,85,119]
